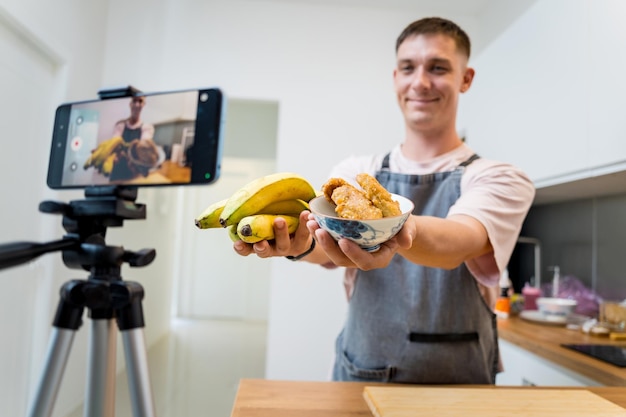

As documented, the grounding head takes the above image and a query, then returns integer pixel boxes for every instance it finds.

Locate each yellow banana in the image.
[219,172,316,227]
[260,199,309,215]
[198,198,308,230]
[84,136,124,170]
[102,153,117,176]
[195,198,229,229]
[227,225,241,242]
[236,214,299,243]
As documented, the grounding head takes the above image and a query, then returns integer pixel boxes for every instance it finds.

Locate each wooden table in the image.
[230,379,626,417]
[126,160,191,185]
[154,160,191,183]
[498,316,626,386]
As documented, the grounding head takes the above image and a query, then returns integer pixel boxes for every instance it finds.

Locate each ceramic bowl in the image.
[309,193,414,252]
[536,297,577,317]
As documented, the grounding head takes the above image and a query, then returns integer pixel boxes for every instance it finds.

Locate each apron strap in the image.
[458,153,480,167]
[381,153,391,170]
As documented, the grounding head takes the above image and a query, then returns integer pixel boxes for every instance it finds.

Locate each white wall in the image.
[0,1,181,415]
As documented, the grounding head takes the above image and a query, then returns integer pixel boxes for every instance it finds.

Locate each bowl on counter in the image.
[309,193,414,252]
[537,297,577,317]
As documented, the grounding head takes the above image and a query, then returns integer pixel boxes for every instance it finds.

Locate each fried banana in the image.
[322,177,349,203]
[130,139,159,167]
[356,173,401,217]
[331,184,383,220]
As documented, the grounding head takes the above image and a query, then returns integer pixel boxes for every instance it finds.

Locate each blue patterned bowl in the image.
[309,193,414,252]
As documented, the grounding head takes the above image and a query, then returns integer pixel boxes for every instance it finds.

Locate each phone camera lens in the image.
[200,93,209,102]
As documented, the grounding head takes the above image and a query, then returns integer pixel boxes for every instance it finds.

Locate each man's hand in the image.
[233,211,313,259]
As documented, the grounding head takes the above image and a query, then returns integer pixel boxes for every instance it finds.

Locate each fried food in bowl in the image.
[129,140,159,167]
[309,192,414,252]
[321,173,402,219]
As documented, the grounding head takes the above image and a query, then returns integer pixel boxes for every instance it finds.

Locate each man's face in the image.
[393,33,473,133]
[129,97,145,118]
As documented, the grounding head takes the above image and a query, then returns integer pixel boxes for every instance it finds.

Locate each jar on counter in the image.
[522,282,541,311]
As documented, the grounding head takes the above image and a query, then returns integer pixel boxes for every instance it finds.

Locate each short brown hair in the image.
[396,17,471,59]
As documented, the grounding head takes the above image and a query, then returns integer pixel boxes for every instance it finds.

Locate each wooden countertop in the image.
[230,379,626,416]
[498,316,626,386]
[126,160,191,185]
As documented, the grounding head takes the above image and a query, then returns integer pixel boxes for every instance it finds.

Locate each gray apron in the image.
[332,153,499,384]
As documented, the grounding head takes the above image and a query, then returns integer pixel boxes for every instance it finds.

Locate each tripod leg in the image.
[28,279,85,417]
[114,281,156,417]
[84,319,118,417]
[26,328,76,417]
[122,329,157,417]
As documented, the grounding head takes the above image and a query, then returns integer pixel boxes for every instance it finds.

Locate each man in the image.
[112,96,155,143]
[234,17,535,384]
[109,96,158,180]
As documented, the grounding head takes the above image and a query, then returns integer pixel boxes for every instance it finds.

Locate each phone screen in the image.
[47,88,225,189]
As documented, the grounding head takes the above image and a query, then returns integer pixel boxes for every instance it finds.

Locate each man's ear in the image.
[460,67,475,93]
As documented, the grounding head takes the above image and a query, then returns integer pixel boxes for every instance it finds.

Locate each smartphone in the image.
[46,87,225,189]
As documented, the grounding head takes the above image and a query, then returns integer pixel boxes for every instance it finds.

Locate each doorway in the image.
[173,98,279,321]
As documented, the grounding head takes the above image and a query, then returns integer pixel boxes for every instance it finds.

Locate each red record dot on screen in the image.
[71,136,82,151]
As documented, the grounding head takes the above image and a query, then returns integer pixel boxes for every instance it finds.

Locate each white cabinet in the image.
[587,1,626,170]
[497,339,602,386]
[462,0,589,183]
[463,0,626,192]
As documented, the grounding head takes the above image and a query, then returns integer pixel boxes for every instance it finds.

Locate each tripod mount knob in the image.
[39,200,71,216]
[124,248,156,267]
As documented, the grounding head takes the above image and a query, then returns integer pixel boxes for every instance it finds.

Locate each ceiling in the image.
[260,0,492,16]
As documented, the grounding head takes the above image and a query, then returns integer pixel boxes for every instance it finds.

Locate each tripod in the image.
[0,186,157,417]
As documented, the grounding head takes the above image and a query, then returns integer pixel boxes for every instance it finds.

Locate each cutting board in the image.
[363,386,626,417]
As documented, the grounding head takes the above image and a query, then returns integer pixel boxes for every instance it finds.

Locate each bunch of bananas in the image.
[83,136,128,176]
[194,172,317,243]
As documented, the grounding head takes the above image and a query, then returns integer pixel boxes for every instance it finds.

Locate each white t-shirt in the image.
[329,143,535,295]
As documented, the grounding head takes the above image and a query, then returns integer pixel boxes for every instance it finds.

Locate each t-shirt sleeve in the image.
[448,161,535,287]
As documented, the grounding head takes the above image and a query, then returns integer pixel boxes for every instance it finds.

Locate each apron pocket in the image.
[408,332,478,343]
[337,349,396,382]
[400,332,492,384]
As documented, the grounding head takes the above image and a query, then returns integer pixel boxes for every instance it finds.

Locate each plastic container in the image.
[522,282,541,311]
[494,270,511,318]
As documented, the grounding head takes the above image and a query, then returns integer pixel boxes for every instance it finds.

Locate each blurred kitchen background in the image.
[510,194,626,304]
[2,0,626,416]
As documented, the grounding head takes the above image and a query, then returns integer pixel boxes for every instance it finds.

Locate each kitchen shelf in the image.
[533,161,626,206]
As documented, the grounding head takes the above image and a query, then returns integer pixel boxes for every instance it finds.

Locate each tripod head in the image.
[0,185,155,274]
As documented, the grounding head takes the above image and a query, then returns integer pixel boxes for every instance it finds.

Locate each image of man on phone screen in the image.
[84,96,160,181]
